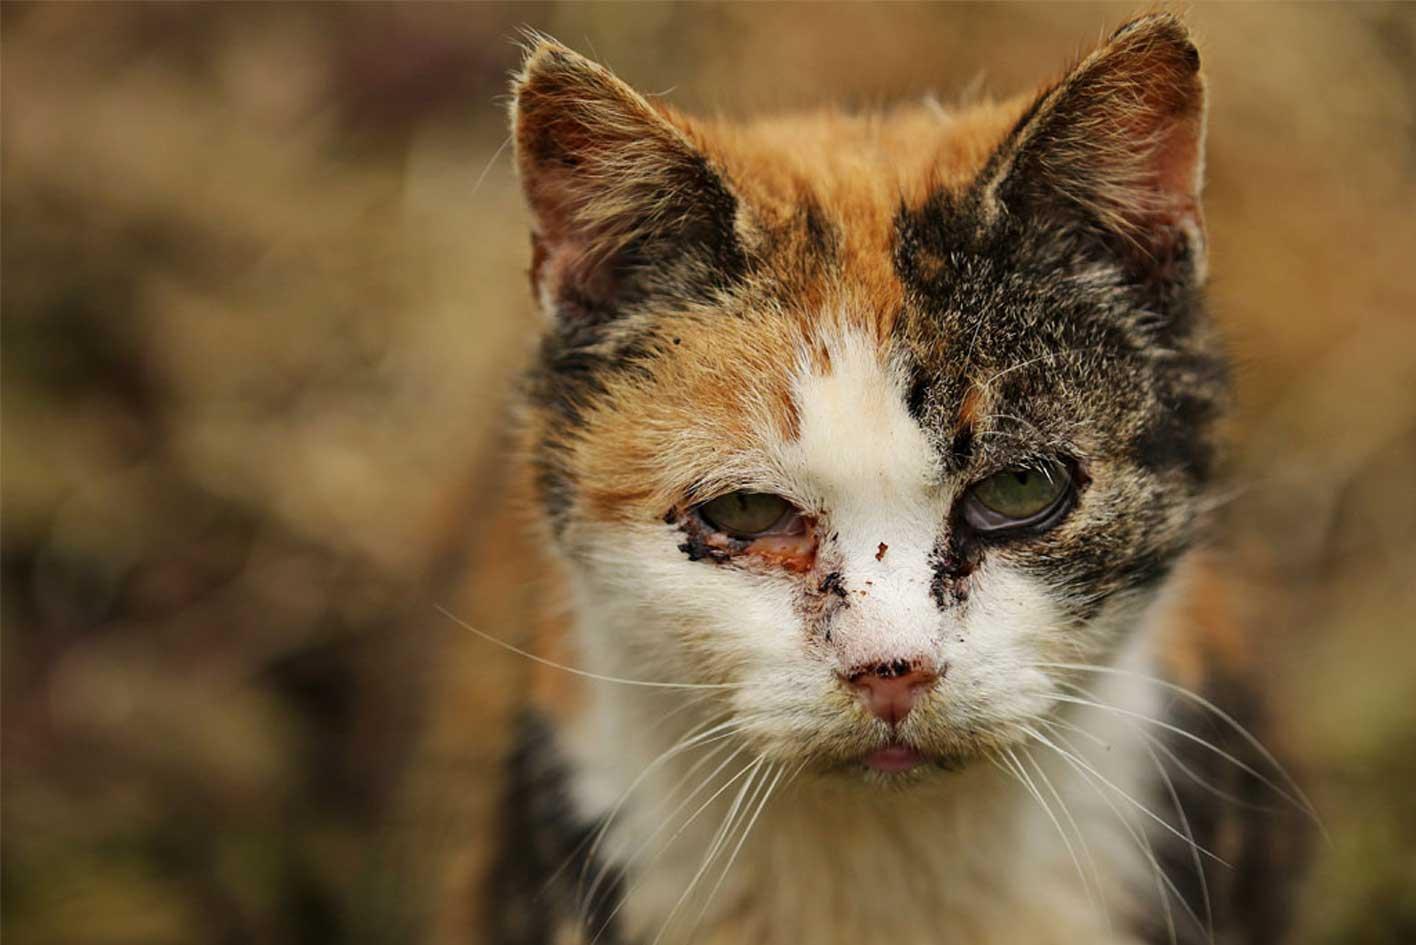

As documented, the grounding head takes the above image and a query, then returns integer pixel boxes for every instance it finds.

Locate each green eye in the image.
[698,492,797,538]
[964,461,1072,532]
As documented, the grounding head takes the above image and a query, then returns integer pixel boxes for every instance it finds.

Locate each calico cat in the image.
[483,13,1311,945]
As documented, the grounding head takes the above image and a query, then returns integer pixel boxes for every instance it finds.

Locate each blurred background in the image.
[3,3,1413,943]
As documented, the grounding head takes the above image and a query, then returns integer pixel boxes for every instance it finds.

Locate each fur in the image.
[488,14,1306,945]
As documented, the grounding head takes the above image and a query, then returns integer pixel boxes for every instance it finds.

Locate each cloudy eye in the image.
[697,492,801,538]
[963,460,1073,533]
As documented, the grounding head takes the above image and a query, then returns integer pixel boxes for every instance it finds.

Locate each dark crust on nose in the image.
[845,658,944,684]
[855,658,911,681]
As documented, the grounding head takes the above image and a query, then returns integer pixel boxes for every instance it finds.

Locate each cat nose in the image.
[843,659,942,726]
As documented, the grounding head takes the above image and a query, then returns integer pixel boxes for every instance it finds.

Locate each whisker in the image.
[1033,661,1325,837]
[1032,721,1190,945]
[1047,686,1317,830]
[1138,725,1281,814]
[556,715,727,899]
[436,604,744,690]
[652,689,722,730]
[581,739,744,934]
[574,717,741,902]
[999,746,1097,915]
[1140,726,1215,943]
[1022,724,1230,869]
[689,761,785,937]
[582,737,748,931]
[1021,743,1111,930]
[1041,713,1112,750]
[469,133,513,198]
[650,755,768,945]
[588,748,758,945]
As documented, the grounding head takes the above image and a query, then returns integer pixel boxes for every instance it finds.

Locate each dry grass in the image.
[3,3,1414,943]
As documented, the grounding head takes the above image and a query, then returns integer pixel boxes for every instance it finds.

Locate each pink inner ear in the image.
[1151,119,1203,229]
[1115,53,1205,228]
[531,231,621,309]
[513,44,723,313]
[1102,29,1206,233]
[990,16,1207,254]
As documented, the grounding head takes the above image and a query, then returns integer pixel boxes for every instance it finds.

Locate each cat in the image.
[481,13,1311,945]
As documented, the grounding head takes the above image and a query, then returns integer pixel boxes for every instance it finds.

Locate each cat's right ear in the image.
[510,39,747,322]
[974,14,1208,283]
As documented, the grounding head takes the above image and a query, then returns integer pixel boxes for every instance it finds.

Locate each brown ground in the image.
[3,4,1414,943]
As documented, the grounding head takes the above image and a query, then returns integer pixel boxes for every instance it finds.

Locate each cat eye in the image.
[697,492,803,539]
[963,460,1074,533]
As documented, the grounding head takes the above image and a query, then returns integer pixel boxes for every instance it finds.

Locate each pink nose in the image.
[844,659,941,726]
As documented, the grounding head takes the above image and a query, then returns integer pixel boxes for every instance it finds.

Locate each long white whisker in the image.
[1001,746,1096,914]
[1033,721,1187,945]
[1035,661,1324,836]
[589,748,757,945]
[1048,687,1315,830]
[1042,712,1112,749]
[559,715,727,899]
[1022,724,1230,869]
[689,761,785,937]
[1136,722,1278,813]
[575,718,742,902]
[651,756,767,945]
[582,737,746,932]
[436,605,744,690]
[1021,744,1111,931]
[652,689,721,731]
[469,134,513,198]
[1045,712,1278,817]
[1140,725,1215,943]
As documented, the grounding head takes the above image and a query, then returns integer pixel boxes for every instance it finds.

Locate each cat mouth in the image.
[863,743,927,773]
[847,739,972,777]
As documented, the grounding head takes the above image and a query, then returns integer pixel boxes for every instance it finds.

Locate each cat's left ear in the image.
[510,38,748,322]
[977,14,1207,281]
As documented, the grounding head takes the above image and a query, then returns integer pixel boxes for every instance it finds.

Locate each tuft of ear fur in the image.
[978,13,1207,278]
[510,38,747,321]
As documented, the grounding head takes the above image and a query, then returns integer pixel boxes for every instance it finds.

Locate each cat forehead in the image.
[783,329,940,500]
[698,101,1031,220]
[691,101,1033,313]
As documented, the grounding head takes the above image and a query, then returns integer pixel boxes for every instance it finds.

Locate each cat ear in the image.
[977,14,1207,280]
[511,39,747,321]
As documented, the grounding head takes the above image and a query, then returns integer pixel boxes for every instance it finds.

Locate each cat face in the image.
[511,15,1227,779]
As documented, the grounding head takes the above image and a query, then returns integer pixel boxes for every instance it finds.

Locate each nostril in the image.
[879,659,912,679]
[843,660,942,726]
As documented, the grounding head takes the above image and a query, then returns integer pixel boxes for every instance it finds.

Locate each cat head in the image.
[509,14,1227,777]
